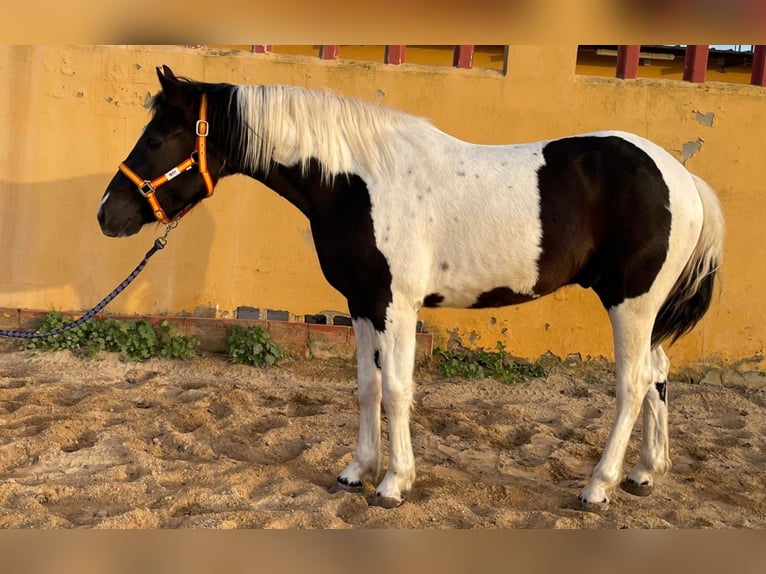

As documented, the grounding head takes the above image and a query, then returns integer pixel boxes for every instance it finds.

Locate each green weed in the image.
[226,324,284,367]
[25,312,199,361]
[434,341,544,383]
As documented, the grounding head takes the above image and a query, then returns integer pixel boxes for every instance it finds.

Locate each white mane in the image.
[234,85,440,181]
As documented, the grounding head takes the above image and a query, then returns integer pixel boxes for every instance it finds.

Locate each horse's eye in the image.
[146,138,162,150]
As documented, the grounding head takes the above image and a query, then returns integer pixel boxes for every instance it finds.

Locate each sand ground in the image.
[0,347,763,528]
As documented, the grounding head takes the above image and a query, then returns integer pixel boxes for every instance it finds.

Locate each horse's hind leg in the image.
[337,318,382,490]
[579,297,657,510]
[623,345,671,496]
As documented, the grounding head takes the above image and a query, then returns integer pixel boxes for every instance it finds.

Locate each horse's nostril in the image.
[97,206,110,231]
[97,206,121,236]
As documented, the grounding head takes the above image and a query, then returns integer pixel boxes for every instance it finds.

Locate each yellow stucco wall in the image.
[1,45,763,368]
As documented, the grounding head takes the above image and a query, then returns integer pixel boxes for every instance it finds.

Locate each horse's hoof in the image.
[577,494,609,513]
[369,493,404,509]
[333,476,364,493]
[621,478,653,497]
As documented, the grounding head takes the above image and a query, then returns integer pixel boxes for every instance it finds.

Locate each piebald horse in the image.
[98,66,724,510]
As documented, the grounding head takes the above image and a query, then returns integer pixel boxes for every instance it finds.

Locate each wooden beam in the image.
[385,45,406,65]
[616,45,640,79]
[453,45,475,69]
[683,45,710,83]
[752,45,766,86]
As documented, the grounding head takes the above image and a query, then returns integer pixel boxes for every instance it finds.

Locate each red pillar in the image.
[385,45,406,65]
[683,45,710,83]
[453,45,475,69]
[751,45,766,86]
[252,45,272,54]
[319,45,339,60]
[616,45,640,79]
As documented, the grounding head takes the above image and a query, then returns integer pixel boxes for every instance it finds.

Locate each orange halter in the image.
[118,93,215,224]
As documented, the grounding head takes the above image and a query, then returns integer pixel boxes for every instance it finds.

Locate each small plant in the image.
[25,312,199,361]
[226,324,284,367]
[156,320,200,360]
[434,341,544,383]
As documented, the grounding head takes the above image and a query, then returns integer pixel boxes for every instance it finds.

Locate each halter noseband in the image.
[118,93,215,224]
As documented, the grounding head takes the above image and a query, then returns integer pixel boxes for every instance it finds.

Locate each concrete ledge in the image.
[0,307,434,360]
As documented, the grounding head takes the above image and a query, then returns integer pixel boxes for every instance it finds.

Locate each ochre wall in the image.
[1,45,763,368]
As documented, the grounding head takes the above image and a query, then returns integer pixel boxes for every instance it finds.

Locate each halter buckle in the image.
[195,120,209,137]
[139,181,156,197]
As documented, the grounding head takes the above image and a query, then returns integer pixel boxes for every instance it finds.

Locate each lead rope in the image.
[0,221,177,339]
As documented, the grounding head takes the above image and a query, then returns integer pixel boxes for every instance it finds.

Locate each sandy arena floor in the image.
[0,348,763,528]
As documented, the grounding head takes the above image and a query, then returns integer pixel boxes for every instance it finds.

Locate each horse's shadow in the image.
[0,175,214,317]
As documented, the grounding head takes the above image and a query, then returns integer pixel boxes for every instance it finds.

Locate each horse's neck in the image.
[253,161,318,219]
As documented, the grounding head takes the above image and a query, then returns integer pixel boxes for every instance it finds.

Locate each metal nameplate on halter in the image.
[165,166,185,181]
[196,120,209,137]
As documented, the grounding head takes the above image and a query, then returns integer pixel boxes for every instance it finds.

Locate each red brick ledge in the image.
[0,307,433,360]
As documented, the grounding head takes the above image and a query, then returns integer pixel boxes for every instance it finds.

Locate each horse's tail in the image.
[652,174,725,348]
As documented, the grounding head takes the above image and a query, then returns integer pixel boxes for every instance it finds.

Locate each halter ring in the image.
[139,181,156,197]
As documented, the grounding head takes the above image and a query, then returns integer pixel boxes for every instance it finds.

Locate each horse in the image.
[98,65,724,510]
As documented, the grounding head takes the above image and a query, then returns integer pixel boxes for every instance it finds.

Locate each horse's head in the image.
[98,65,226,237]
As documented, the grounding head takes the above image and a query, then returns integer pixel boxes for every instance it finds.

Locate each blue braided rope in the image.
[0,236,168,339]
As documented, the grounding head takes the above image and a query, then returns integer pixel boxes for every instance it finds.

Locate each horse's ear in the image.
[156,65,182,103]
[158,65,178,81]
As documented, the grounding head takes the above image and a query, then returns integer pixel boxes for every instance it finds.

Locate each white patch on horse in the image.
[369,141,545,308]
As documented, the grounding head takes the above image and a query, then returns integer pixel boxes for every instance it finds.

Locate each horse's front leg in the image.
[337,318,382,490]
[371,298,418,508]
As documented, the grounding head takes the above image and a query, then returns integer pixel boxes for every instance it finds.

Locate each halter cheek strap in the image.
[119,93,215,224]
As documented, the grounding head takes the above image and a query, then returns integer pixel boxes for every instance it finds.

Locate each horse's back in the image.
[393,130,700,311]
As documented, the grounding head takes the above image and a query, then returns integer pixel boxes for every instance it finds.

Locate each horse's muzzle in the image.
[97,205,142,238]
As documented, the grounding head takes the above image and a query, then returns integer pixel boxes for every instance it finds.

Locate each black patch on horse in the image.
[535,136,672,310]
[470,287,536,308]
[423,293,445,307]
[259,160,393,332]
[655,381,667,403]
